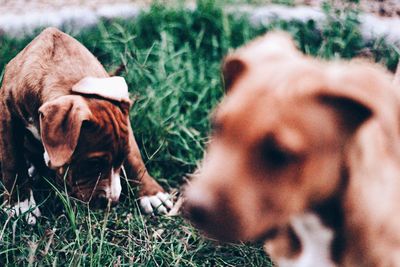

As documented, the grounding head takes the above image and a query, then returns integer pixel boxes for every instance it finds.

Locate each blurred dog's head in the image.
[184,32,397,242]
[39,77,132,208]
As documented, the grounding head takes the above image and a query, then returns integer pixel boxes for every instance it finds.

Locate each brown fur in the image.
[184,32,400,266]
[0,27,163,208]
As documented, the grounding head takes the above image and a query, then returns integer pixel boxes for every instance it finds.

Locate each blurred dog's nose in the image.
[184,198,239,242]
[184,186,241,242]
[183,187,216,227]
[185,202,210,226]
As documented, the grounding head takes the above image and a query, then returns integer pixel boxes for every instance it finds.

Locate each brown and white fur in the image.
[0,27,172,224]
[184,31,400,266]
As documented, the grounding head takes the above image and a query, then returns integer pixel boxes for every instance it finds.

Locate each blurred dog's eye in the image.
[259,138,297,169]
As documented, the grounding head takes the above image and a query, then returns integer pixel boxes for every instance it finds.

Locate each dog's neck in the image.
[311,165,349,264]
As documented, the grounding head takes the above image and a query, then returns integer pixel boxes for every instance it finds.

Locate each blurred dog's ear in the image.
[39,95,92,168]
[317,94,372,134]
[222,57,247,92]
[316,61,400,138]
[222,31,299,92]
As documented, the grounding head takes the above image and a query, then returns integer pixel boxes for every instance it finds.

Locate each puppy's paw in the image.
[139,192,173,214]
[5,191,41,225]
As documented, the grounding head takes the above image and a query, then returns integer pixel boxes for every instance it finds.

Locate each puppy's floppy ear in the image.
[39,95,92,168]
[222,56,247,92]
[317,94,373,134]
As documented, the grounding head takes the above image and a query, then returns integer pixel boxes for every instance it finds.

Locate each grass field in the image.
[0,1,399,266]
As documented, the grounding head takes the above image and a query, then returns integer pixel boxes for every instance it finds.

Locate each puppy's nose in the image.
[95,193,119,209]
[96,194,109,209]
[109,197,119,207]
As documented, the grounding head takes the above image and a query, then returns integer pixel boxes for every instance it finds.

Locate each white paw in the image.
[5,190,41,225]
[139,192,173,214]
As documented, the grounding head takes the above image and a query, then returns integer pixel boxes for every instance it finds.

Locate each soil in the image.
[0,0,150,15]
[1,0,399,17]
[298,0,400,18]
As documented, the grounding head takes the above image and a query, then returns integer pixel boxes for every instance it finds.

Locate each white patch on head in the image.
[72,76,130,102]
[107,168,122,202]
[43,149,51,167]
[139,192,173,214]
[276,212,336,267]
[6,190,41,225]
[26,124,41,141]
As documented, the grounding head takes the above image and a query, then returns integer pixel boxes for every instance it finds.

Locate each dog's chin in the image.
[256,227,281,242]
[208,227,277,247]
[195,223,281,244]
[192,224,241,243]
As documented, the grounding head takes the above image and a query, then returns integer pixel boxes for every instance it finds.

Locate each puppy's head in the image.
[184,32,397,242]
[39,77,132,208]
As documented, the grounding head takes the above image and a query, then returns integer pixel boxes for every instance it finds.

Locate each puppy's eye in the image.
[86,160,102,170]
[80,158,107,176]
[113,153,126,167]
[259,138,297,169]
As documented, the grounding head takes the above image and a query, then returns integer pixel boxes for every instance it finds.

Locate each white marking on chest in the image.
[277,212,336,267]
[6,190,41,225]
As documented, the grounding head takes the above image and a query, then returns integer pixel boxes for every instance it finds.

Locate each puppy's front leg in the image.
[0,100,40,224]
[124,121,173,214]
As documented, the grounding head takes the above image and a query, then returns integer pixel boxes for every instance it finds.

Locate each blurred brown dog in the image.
[0,27,172,224]
[184,32,400,266]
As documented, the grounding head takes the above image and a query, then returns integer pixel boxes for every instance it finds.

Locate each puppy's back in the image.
[1,27,108,109]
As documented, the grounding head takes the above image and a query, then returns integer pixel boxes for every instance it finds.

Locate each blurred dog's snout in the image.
[184,184,241,241]
[184,186,214,225]
[184,201,211,227]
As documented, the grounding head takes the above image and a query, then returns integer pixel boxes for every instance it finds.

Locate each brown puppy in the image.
[184,32,400,266]
[0,27,172,224]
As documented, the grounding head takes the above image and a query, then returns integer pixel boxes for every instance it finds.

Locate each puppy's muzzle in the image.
[90,191,119,209]
[89,170,122,209]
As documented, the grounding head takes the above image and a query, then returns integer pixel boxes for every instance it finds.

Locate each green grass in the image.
[0,0,399,266]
